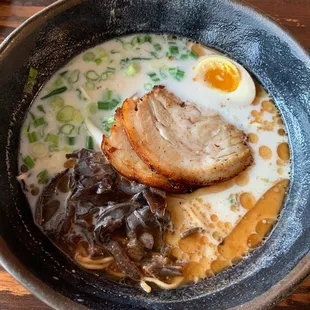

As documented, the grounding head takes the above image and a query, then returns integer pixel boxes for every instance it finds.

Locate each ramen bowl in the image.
[0,0,309,309]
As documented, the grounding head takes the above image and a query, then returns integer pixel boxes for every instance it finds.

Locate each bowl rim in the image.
[0,0,309,309]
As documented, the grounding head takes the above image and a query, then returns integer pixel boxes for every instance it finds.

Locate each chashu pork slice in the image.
[121,86,253,186]
[102,108,187,193]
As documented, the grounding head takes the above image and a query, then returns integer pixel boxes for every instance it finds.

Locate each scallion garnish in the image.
[23,155,35,169]
[144,83,153,91]
[176,69,185,81]
[29,112,36,120]
[56,106,76,123]
[86,103,97,115]
[159,67,168,79]
[33,117,46,128]
[126,63,140,76]
[86,136,94,150]
[153,43,161,51]
[148,72,160,82]
[180,54,189,60]
[37,169,49,184]
[59,70,68,77]
[83,52,96,62]
[41,86,68,100]
[97,99,119,110]
[37,105,45,114]
[111,50,120,54]
[24,67,38,94]
[45,133,58,147]
[107,67,116,71]
[103,90,113,101]
[169,46,179,55]
[94,58,102,65]
[131,57,152,61]
[28,131,38,143]
[59,124,75,135]
[144,35,152,43]
[168,67,177,76]
[85,70,99,81]
[85,81,95,90]
[189,51,199,59]
[68,69,80,83]
[52,96,64,110]
[67,136,76,145]
[100,71,115,81]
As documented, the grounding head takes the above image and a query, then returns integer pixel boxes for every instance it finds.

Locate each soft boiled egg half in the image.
[194,55,256,107]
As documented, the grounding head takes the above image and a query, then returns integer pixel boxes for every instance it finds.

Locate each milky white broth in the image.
[18,34,290,288]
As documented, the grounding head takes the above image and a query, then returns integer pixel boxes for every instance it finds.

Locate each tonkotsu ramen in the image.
[18,34,290,292]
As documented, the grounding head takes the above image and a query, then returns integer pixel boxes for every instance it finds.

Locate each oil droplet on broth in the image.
[248,133,258,143]
[247,233,262,248]
[259,145,272,160]
[278,129,285,136]
[262,100,277,114]
[256,218,275,237]
[235,171,249,186]
[277,142,290,161]
[239,192,256,210]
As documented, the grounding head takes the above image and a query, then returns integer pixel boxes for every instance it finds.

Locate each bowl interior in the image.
[0,0,309,309]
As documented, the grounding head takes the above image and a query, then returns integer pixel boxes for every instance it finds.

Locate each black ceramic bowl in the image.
[0,0,309,309]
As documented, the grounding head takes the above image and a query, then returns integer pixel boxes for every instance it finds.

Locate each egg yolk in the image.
[197,57,240,93]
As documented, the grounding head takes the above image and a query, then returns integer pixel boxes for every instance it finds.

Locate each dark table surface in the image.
[0,0,309,309]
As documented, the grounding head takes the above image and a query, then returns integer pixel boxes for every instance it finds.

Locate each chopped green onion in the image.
[144,83,153,91]
[29,112,36,120]
[37,169,49,184]
[107,67,116,71]
[94,58,102,65]
[103,90,113,101]
[67,136,76,145]
[51,76,64,89]
[28,131,38,143]
[189,51,199,59]
[59,124,75,135]
[30,142,48,157]
[33,117,45,128]
[168,41,177,45]
[86,103,97,115]
[56,106,76,123]
[37,105,45,114]
[60,70,68,77]
[68,69,80,83]
[27,122,31,132]
[100,71,115,81]
[168,67,177,76]
[131,57,152,61]
[144,35,152,43]
[23,155,35,169]
[52,96,64,110]
[169,46,179,55]
[176,69,185,81]
[153,43,161,51]
[148,72,160,82]
[24,67,38,94]
[85,81,95,90]
[38,125,47,138]
[131,36,140,46]
[45,133,58,147]
[102,116,115,132]
[97,99,119,110]
[111,50,120,54]
[126,63,140,76]
[180,54,189,60]
[85,70,99,81]
[86,136,94,150]
[159,67,168,79]
[41,86,68,100]
[96,47,106,57]
[83,52,96,62]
